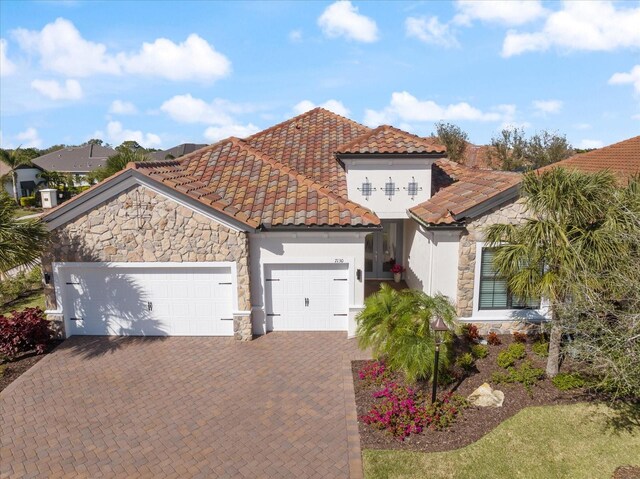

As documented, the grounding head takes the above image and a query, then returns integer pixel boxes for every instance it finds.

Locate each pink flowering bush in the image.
[361,382,467,440]
[358,360,391,387]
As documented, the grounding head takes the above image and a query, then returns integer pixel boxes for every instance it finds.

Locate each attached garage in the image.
[56,263,236,337]
[264,263,349,331]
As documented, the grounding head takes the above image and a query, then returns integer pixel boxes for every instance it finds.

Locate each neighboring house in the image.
[0,162,44,199]
[38,109,639,340]
[32,144,116,184]
[149,143,208,161]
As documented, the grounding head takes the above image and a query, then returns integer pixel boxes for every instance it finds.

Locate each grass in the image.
[12,207,42,218]
[363,402,640,479]
[0,289,45,315]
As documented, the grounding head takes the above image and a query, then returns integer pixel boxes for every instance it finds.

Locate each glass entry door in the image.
[365,220,403,279]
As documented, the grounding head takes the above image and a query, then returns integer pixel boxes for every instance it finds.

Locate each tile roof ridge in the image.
[231,137,379,223]
[336,123,444,153]
[556,135,640,164]
[244,107,371,142]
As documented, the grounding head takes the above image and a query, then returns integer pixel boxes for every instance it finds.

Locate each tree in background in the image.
[89,148,150,183]
[489,128,573,171]
[0,194,49,272]
[0,148,32,204]
[484,168,638,377]
[434,122,468,164]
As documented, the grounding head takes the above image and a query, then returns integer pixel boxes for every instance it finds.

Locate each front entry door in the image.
[365,220,403,279]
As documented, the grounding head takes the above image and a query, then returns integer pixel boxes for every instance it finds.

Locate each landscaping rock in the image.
[467,382,505,407]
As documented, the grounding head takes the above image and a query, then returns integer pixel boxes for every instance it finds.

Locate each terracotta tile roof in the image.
[336,125,446,155]
[463,143,495,169]
[131,137,380,229]
[244,107,370,197]
[409,159,521,225]
[538,135,640,184]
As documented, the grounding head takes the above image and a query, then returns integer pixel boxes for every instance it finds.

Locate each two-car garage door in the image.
[264,263,349,331]
[63,264,234,336]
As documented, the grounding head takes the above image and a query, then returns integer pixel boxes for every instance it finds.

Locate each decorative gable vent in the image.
[404,177,422,200]
[358,177,375,199]
[384,177,398,200]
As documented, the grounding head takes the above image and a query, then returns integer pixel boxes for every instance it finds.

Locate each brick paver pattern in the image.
[1,333,369,478]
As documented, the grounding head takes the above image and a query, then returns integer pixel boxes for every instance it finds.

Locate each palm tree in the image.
[357,284,457,382]
[92,148,150,183]
[485,168,638,377]
[0,194,49,273]
[0,147,31,204]
[37,170,67,189]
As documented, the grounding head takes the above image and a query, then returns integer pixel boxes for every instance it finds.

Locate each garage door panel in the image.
[64,265,234,337]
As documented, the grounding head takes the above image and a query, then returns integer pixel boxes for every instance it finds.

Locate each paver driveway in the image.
[1,333,369,478]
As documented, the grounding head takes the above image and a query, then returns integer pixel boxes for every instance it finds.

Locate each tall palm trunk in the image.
[11,170,19,204]
[546,305,562,377]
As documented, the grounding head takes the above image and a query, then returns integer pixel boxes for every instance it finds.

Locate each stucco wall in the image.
[42,184,252,339]
[457,198,528,318]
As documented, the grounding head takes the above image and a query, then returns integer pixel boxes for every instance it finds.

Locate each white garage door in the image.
[264,263,349,331]
[63,264,235,336]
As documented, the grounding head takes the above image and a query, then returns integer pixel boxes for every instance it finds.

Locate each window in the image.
[404,177,422,199]
[384,178,398,199]
[358,178,375,199]
[478,248,540,310]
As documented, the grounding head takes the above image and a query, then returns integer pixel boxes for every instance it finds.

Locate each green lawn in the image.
[12,207,42,218]
[363,402,640,479]
[0,289,45,315]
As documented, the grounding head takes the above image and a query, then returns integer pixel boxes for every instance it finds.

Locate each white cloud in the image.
[609,65,640,94]
[363,91,514,126]
[16,127,42,148]
[502,1,640,57]
[13,18,120,76]
[31,78,83,100]
[109,100,137,115]
[574,123,591,130]
[577,139,604,149]
[160,94,256,125]
[405,16,459,48]
[289,30,303,42]
[454,0,547,26]
[318,1,378,43]
[293,99,350,117]
[116,34,230,82]
[532,99,563,114]
[12,18,231,82]
[203,124,260,142]
[101,121,162,148]
[1,39,16,76]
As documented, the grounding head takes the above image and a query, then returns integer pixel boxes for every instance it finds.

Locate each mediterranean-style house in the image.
[38,109,639,340]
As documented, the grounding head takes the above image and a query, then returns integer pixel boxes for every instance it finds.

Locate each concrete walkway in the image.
[1,333,369,478]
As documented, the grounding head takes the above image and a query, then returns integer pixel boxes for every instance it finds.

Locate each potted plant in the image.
[390,263,405,283]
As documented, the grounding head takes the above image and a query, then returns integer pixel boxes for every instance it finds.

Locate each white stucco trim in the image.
[44,170,249,233]
[49,261,240,338]
[465,242,549,322]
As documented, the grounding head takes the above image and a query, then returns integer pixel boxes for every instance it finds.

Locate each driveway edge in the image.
[343,357,364,479]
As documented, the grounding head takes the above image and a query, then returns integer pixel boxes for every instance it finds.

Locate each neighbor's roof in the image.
[32,144,115,173]
[336,125,446,155]
[538,135,640,184]
[409,159,521,225]
[463,143,495,169]
[130,137,380,229]
[148,143,208,162]
[245,107,370,197]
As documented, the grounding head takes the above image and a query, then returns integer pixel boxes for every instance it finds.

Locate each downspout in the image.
[418,224,435,295]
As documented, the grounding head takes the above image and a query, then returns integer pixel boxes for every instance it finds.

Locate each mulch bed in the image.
[353,334,589,453]
[0,340,62,393]
[613,466,640,479]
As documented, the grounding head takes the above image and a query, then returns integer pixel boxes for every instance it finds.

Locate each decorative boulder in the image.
[467,383,505,407]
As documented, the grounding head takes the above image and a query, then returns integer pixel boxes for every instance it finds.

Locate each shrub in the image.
[455,352,475,372]
[358,360,391,387]
[462,324,480,341]
[19,196,37,207]
[497,351,516,369]
[512,331,528,343]
[471,344,489,359]
[487,332,502,345]
[552,372,586,391]
[497,343,526,369]
[507,343,526,359]
[0,267,42,306]
[532,341,549,357]
[0,363,5,378]
[492,361,545,394]
[361,383,467,440]
[0,308,53,359]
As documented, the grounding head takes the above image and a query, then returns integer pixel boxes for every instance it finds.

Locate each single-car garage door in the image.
[62,264,235,336]
[264,263,349,331]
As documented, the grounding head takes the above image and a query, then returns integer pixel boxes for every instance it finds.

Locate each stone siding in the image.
[42,184,252,340]
[457,198,528,317]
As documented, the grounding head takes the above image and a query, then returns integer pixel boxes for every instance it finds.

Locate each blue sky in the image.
[1,0,638,151]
